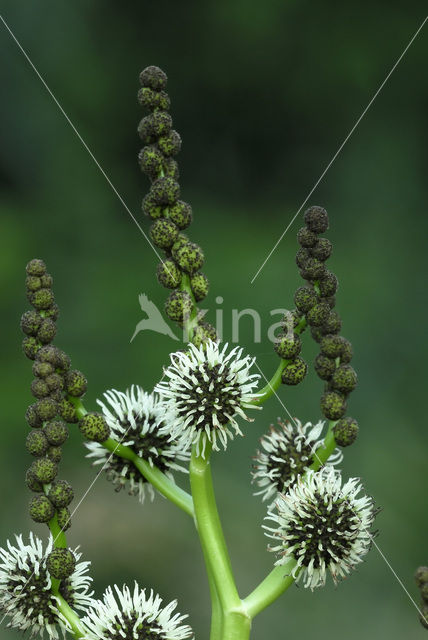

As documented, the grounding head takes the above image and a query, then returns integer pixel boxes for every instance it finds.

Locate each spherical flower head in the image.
[0,533,92,638]
[82,582,193,640]
[79,412,110,443]
[264,468,377,589]
[139,65,168,91]
[155,340,261,456]
[85,386,189,503]
[253,418,342,505]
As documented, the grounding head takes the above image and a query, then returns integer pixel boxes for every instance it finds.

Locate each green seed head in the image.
[415,567,428,588]
[333,417,358,447]
[163,156,179,180]
[158,129,182,156]
[320,334,346,358]
[150,219,179,249]
[43,303,60,321]
[44,420,69,446]
[138,111,172,142]
[303,206,329,233]
[156,259,182,289]
[58,398,79,424]
[26,403,43,428]
[295,247,310,269]
[137,86,170,111]
[26,429,49,457]
[192,322,218,347]
[29,495,55,523]
[320,310,342,335]
[35,397,58,421]
[25,468,43,492]
[331,364,358,393]
[55,349,71,373]
[299,257,327,281]
[139,65,168,91]
[47,548,76,580]
[65,370,88,397]
[314,354,336,381]
[45,373,64,392]
[281,357,308,385]
[190,272,209,302]
[26,259,47,277]
[79,412,110,443]
[25,276,42,292]
[22,336,41,360]
[30,378,51,399]
[48,480,74,508]
[274,333,302,360]
[32,361,55,379]
[321,391,347,420]
[47,446,62,464]
[30,456,58,484]
[340,338,353,364]
[37,318,57,344]
[306,302,331,327]
[56,507,72,532]
[138,145,164,180]
[40,273,53,288]
[318,270,338,297]
[297,226,317,248]
[37,345,58,365]
[164,291,193,322]
[294,286,317,313]
[172,241,204,275]
[168,200,192,229]
[21,310,42,336]
[30,288,55,311]
[150,176,180,206]
[311,237,332,261]
[142,191,164,219]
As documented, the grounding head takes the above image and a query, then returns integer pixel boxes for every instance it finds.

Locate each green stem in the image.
[55,593,86,638]
[102,437,195,518]
[243,560,297,619]
[180,272,199,342]
[68,396,87,419]
[204,547,223,640]
[310,420,337,471]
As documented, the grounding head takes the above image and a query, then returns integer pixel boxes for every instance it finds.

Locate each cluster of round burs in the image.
[293,207,358,447]
[415,566,428,629]
[138,66,216,346]
[21,259,110,578]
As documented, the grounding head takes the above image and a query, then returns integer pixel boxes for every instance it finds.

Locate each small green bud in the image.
[79,412,110,442]
[172,241,204,275]
[32,360,55,378]
[43,303,60,321]
[25,468,43,492]
[37,345,58,365]
[192,322,218,347]
[310,237,332,261]
[138,145,164,179]
[299,257,327,281]
[26,258,47,277]
[30,288,55,310]
[318,270,338,297]
[56,507,72,531]
[274,333,302,359]
[35,397,58,421]
[295,247,310,269]
[158,129,181,156]
[47,548,76,580]
[320,334,345,358]
[40,273,53,288]
[44,420,69,446]
[138,111,172,142]
[45,373,64,392]
[48,480,74,508]
[340,338,353,363]
[29,495,55,523]
[139,65,168,91]
[294,286,317,313]
[168,200,192,229]
[333,417,358,446]
[331,364,357,393]
[25,276,42,292]
[150,219,179,249]
[55,349,71,373]
[26,429,49,456]
[156,259,182,289]
[281,357,308,385]
[30,456,58,484]
[171,233,189,252]
[21,310,42,336]
[58,398,79,424]
[137,86,170,110]
[321,391,347,420]
[164,291,193,322]
[415,567,428,588]
[310,326,323,343]
[65,370,88,397]
[320,310,342,335]
[22,336,40,360]
[306,302,330,327]
[26,403,43,428]
[297,226,317,248]
[47,445,62,463]
[30,378,50,399]
[142,191,164,219]
[314,353,336,380]
[163,156,179,180]
[150,176,180,206]
[190,272,209,302]
[303,206,329,233]
[36,318,57,344]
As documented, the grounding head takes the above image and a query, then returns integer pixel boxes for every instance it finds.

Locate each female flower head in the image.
[155,340,260,455]
[0,533,92,638]
[264,467,377,589]
[86,386,189,502]
[252,417,342,504]
[82,582,193,640]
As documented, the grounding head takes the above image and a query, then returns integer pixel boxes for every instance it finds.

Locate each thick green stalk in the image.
[243,560,297,618]
[310,420,337,471]
[55,593,86,638]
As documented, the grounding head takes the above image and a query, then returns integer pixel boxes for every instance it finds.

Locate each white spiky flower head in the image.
[86,386,189,502]
[82,582,194,640]
[155,340,261,456]
[264,467,377,590]
[252,417,342,505]
[0,533,93,638]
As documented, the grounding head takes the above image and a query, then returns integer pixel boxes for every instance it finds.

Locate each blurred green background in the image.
[1,2,427,638]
